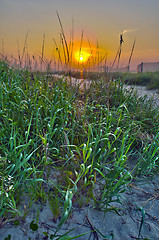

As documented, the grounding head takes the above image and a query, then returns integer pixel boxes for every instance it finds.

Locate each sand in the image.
[0,175,159,240]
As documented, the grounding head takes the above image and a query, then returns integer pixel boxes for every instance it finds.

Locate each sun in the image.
[71,40,105,69]
[79,55,84,61]
[75,50,91,63]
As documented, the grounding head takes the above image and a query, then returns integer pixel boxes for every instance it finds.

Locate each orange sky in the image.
[1,0,159,71]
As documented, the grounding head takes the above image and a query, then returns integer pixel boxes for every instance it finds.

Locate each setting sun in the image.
[80,55,83,61]
[75,50,91,63]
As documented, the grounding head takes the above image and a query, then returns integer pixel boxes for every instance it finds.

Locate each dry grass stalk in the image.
[41,34,45,71]
[56,11,70,64]
[21,31,29,63]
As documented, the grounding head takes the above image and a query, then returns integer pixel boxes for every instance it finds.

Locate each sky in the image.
[0,0,159,71]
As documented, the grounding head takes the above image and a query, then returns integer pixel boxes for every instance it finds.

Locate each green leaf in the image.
[85,147,92,163]
[30,220,38,231]
[4,235,11,240]
[14,220,20,226]
[82,143,86,160]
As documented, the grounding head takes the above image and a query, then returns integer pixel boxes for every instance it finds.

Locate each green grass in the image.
[0,60,159,238]
[113,71,159,90]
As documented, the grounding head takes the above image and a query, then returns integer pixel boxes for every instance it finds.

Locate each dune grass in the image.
[112,71,159,90]
[0,59,159,238]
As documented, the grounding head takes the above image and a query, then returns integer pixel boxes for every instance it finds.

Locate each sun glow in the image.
[75,50,91,63]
